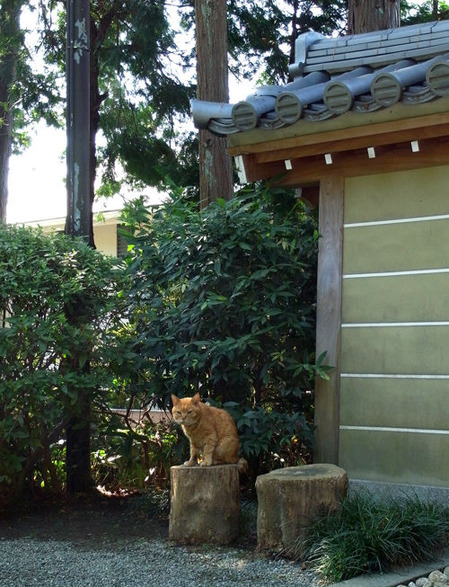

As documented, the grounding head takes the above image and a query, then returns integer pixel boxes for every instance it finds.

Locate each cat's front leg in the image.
[184,443,200,466]
[200,444,215,466]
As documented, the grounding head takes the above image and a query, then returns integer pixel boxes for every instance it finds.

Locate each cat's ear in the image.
[171,394,179,406]
[192,392,201,403]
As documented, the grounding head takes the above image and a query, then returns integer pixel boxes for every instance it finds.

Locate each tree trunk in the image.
[66,0,92,245]
[256,464,348,557]
[195,0,233,208]
[0,76,12,223]
[66,385,92,494]
[0,0,21,222]
[432,0,439,20]
[289,0,299,73]
[169,464,240,544]
[65,0,93,493]
[347,0,400,34]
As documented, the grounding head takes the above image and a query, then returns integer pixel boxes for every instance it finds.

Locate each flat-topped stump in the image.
[169,464,240,545]
[256,463,348,557]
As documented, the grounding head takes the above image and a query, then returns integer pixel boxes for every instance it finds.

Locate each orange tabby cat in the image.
[171,393,247,472]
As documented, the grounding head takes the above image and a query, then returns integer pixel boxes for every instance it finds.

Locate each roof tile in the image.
[191,20,449,136]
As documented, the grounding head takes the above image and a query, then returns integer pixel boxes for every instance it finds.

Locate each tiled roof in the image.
[191,20,449,136]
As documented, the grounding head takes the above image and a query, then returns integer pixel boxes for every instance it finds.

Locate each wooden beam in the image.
[314,175,344,465]
[254,120,449,165]
[256,137,449,188]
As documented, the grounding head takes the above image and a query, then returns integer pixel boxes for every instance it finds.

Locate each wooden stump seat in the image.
[256,463,348,557]
[169,464,240,544]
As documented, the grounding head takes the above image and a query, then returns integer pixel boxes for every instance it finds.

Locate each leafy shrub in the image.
[91,416,185,490]
[122,186,323,476]
[0,224,127,499]
[304,491,449,583]
[131,486,171,519]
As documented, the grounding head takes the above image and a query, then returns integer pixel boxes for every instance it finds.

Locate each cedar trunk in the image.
[348,0,400,34]
[0,0,21,222]
[65,0,93,493]
[195,0,233,208]
[0,75,12,222]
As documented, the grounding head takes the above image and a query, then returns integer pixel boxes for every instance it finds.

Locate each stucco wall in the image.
[32,217,119,257]
[339,165,449,486]
[93,223,118,257]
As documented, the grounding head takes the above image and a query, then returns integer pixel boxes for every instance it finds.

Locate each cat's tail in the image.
[237,458,248,474]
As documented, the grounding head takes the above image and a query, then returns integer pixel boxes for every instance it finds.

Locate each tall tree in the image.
[194,0,233,208]
[0,0,23,222]
[39,0,193,492]
[64,0,93,494]
[348,0,400,33]
[40,0,194,214]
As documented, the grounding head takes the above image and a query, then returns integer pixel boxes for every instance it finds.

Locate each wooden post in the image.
[314,175,344,464]
[169,465,240,544]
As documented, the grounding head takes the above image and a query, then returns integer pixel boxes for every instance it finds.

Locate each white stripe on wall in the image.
[344,213,449,229]
[342,321,449,328]
[344,268,449,279]
[340,425,449,435]
[341,373,449,379]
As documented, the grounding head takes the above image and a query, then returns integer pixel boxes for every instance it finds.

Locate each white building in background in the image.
[21,210,128,258]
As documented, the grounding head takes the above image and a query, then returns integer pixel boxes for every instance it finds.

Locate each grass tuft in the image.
[303,490,449,583]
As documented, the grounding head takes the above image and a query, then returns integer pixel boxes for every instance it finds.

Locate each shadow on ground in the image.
[0,491,169,546]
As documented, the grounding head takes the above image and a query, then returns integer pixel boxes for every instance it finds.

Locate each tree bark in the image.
[66,386,92,494]
[0,0,21,222]
[65,0,93,493]
[347,0,400,34]
[432,0,439,19]
[195,0,233,208]
[169,464,240,544]
[256,464,348,557]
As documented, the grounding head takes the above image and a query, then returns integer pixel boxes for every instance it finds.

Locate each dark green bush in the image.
[122,186,323,475]
[0,224,127,499]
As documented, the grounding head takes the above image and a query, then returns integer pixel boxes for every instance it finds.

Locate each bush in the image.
[304,491,449,583]
[122,186,323,476]
[0,224,127,499]
[91,416,185,490]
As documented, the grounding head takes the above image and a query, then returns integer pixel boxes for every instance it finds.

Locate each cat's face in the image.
[171,393,201,427]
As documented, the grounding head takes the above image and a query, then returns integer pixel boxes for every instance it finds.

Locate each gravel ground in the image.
[0,495,323,587]
[0,537,322,587]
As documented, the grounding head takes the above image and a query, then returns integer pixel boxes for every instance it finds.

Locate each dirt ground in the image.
[0,491,169,545]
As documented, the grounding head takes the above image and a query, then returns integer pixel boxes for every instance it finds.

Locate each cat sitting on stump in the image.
[171,393,247,473]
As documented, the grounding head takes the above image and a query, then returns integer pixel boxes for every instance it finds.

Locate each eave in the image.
[228,96,449,188]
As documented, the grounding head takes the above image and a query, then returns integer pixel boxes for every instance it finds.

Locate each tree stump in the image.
[169,464,240,544]
[256,463,348,557]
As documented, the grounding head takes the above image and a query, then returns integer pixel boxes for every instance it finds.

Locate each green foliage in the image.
[402,0,449,25]
[132,486,171,519]
[91,416,184,490]
[0,224,127,497]
[304,491,449,583]
[39,0,196,196]
[122,185,321,475]
[181,0,347,86]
